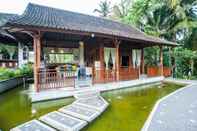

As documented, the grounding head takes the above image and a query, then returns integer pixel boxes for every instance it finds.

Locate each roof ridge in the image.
[27,3,136,30]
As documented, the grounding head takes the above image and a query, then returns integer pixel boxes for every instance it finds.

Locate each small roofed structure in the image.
[0,13,19,68]
[0,3,177,92]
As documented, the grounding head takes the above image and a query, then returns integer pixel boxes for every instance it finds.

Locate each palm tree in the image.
[3,45,16,60]
[167,0,197,30]
[111,0,132,20]
[129,0,197,42]
[94,0,111,17]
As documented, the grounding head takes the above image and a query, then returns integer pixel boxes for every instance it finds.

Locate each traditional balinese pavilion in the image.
[1,3,177,92]
[0,13,19,68]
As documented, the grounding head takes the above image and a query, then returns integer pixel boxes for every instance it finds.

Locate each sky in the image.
[0,0,120,16]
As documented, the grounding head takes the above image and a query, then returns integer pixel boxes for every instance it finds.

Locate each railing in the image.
[37,69,76,90]
[93,67,139,83]
[0,59,17,68]
[93,69,116,83]
[119,67,139,81]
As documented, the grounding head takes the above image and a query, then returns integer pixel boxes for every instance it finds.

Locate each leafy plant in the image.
[0,67,15,80]
[173,47,197,79]
[19,63,33,77]
[144,47,159,67]
[0,63,33,81]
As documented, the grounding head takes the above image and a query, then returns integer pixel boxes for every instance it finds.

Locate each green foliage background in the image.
[95,0,197,79]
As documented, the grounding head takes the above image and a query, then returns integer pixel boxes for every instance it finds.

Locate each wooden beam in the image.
[140,48,145,74]
[42,40,79,48]
[99,43,105,82]
[33,32,41,92]
[159,46,163,76]
[7,25,177,47]
[115,39,121,81]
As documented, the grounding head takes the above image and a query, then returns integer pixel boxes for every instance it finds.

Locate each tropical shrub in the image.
[0,67,15,80]
[19,63,33,77]
[173,47,197,79]
[0,63,33,81]
[144,47,159,67]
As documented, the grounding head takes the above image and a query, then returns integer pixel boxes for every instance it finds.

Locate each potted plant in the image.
[163,51,172,77]
[145,47,159,77]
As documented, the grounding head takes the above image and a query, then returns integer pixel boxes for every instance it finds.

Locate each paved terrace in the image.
[142,79,197,131]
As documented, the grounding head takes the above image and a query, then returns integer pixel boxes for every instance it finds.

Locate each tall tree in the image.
[125,0,197,78]
[3,45,16,60]
[94,0,111,17]
[127,0,197,43]
[111,0,132,21]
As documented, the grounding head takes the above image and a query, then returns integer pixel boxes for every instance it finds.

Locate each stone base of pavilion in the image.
[28,76,164,102]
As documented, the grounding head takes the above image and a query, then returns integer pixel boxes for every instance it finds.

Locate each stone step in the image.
[73,96,109,112]
[59,104,100,122]
[10,120,56,131]
[39,111,87,131]
[74,90,100,99]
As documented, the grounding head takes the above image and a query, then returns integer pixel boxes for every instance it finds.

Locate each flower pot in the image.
[147,66,159,77]
[163,67,171,77]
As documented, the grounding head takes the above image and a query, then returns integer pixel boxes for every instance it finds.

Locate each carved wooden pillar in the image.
[99,43,105,82]
[140,48,145,74]
[115,40,120,81]
[33,33,41,92]
[159,46,163,76]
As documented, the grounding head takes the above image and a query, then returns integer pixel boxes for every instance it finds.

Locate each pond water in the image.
[0,86,74,131]
[84,83,183,131]
[0,83,183,131]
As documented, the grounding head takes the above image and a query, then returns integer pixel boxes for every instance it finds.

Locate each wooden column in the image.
[128,49,132,69]
[159,46,163,76]
[115,40,120,81]
[140,48,145,74]
[33,33,41,92]
[79,41,85,67]
[99,43,105,82]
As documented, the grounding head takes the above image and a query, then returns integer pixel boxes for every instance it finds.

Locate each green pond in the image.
[0,82,184,131]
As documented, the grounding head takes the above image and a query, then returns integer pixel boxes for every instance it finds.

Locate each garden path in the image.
[142,79,197,131]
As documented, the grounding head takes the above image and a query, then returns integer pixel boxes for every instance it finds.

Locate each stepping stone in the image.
[59,104,100,122]
[74,90,100,99]
[39,111,87,131]
[73,96,109,112]
[10,120,55,131]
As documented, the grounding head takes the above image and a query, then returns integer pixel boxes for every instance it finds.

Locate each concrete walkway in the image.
[11,91,109,131]
[142,79,197,131]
